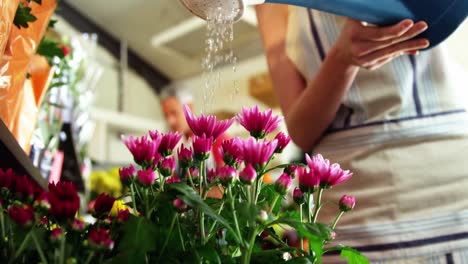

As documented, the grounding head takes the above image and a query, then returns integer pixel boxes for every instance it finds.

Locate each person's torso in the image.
[286,7,468,137]
[285,8,468,252]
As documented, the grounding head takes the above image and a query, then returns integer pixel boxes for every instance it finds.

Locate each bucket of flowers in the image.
[0,106,368,263]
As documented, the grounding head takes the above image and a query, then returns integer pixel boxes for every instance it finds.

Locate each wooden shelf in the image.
[0,119,48,189]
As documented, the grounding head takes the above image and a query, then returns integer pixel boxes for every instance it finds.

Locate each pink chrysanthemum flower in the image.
[293,187,304,205]
[339,195,356,212]
[121,135,161,166]
[166,176,181,185]
[158,131,182,156]
[236,106,282,139]
[137,168,156,187]
[239,164,257,185]
[183,105,233,140]
[88,228,114,250]
[177,144,193,169]
[192,135,213,161]
[274,132,291,153]
[217,166,237,186]
[275,173,293,195]
[298,166,320,192]
[159,157,176,177]
[219,137,243,166]
[241,137,278,170]
[305,154,353,188]
[119,165,136,184]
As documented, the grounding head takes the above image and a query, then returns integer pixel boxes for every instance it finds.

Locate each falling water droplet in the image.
[201,4,239,114]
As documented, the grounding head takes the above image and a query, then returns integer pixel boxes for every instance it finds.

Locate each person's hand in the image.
[331,19,429,70]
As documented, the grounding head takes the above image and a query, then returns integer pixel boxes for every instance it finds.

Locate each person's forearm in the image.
[285,47,359,151]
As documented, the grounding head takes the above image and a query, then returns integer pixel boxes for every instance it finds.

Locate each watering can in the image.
[179,0,468,49]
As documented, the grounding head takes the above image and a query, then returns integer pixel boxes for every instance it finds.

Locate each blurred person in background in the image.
[159,85,194,141]
[159,84,229,167]
[256,4,468,263]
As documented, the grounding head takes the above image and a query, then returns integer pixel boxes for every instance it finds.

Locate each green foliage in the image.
[47,19,58,29]
[169,183,239,243]
[340,247,370,264]
[258,184,282,215]
[195,245,222,264]
[268,217,332,241]
[236,202,259,227]
[13,3,37,29]
[118,215,157,254]
[37,37,64,63]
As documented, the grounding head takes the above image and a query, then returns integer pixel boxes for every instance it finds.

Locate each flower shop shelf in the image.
[0,119,48,189]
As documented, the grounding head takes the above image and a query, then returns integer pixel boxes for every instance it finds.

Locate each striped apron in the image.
[286,6,468,263]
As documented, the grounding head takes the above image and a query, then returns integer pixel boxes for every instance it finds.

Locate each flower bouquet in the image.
[0,106,369,263]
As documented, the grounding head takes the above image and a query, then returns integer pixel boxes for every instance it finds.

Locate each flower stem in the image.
[200,161,205,194]
[228,186,242,246]
[242,227,258,264]
[200,211,206,245]
[31,230,48,264]
[199,161,206,245]
[159,173,166,192]
[176,215,186,251]
[158,214,177,261]
[145,189,150,219]
[331,211,345,229]
[14,231,31,260]
[246,186,252,204]
[186,168,196,189]
[130,184,138,214]
[312,188,324,223]
[207,201,225,238]
[253,155,275,204]
[254,176,263,204]
[0,208,6,244]
[269,193,280,215]
[300,203,304,252]
[59,231,66,264]
[307,192,313,223]
[84,252,94,264]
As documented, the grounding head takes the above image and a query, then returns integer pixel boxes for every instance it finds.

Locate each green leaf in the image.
[280,210,301,221]
[258,184,276,206]
[340,247,370,264]
[236,202,259,226]
[118,215,157,253]
[309,237,323,263]
[196,246,222,264]
[31,0,42,4]
[49,81,67,89]
[37,37,65,62]
[258,184,283,215]
[168,183,240,243]
[13,3,37,29]
[268,217,332,241]
[48,19,58,29]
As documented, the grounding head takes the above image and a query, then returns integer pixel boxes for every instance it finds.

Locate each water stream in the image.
[201,6,239,114]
